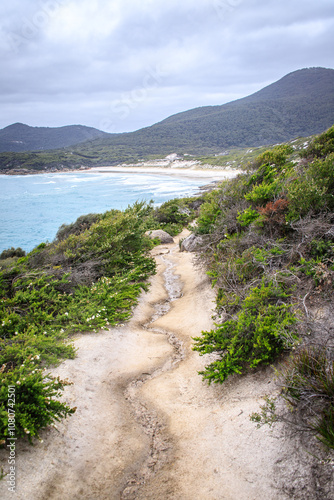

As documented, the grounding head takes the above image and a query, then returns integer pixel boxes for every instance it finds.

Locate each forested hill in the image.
[116,67,334,151]
[0,123,108,152]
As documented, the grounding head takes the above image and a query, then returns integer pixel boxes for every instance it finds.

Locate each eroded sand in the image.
[0,231,330,499]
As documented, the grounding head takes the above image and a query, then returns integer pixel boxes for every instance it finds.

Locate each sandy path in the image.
[1,231,302,499]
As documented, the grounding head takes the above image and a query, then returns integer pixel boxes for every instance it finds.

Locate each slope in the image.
[75,66,334,156]
[0,123,108,152]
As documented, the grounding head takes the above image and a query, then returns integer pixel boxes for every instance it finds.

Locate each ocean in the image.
[0,170,211,253]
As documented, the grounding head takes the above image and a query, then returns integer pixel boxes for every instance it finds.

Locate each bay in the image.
[0,170,208,253]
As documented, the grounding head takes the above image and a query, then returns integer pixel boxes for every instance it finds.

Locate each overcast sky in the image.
[0,0,333,133]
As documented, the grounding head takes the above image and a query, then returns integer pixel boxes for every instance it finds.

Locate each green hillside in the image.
[0,123,108,152]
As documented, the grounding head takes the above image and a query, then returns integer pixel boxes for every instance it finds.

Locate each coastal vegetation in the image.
[193,125,334,449]
[0,197,198,442]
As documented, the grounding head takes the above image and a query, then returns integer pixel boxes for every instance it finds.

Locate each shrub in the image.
[154,198,193,225]
[255,144,294,169]
[301,125,334,159]
[245,180,279,205]
[236,207,260,227]
[0,248,26,260]
[0,359,76,443]
[257,198,289,235]
[193,280,299,383]
[287,153,334,219]
[251,346,334,449]
[195,193,221,234]
[55,213,102,241]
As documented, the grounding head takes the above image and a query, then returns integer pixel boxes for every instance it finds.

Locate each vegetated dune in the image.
[1,231,330,500]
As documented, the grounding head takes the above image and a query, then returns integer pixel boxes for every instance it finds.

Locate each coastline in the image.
[1,155,242,182]
[90,164,241,181]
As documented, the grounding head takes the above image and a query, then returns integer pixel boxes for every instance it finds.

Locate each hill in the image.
[0,67,333,171]
[153,66,334,148]
[0,123,108,152]
[104,66,334,151]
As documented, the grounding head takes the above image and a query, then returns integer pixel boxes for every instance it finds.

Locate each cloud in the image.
[0,0,333,132]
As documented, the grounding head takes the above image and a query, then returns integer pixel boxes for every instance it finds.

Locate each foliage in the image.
[236,207,260,227]
[0,247,26,260]
[245,180,279,205]
[196,191,222,234]
[193,281,298,383]
[0,359,76,443]
[55,213,102,241]
[301,124,334,159]
[154,198,193,225]
[287,153,334,218]
[251,346,334,449]
[250,396,278,428]
[0,201,158,443]
[254,144,294,168]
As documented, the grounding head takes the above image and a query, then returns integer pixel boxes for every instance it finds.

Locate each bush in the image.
[193,280,299,383]
[55,213,102,241]
[254,144,294,169]
[301,125,334,159]
[257,198,289,235]
[0,359,75,443]
[195,192,222,234]
[0,247,26,260]
[154,198,194,225]
[245,180,279,205]
[236,207,260,227]
[287,155,334,219]
[251,345,334,449]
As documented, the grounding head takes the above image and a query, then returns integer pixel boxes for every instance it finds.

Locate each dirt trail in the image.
[0,231,311,499]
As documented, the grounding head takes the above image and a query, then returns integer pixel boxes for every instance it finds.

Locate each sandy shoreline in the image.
[89,164,241,181]
[2,165,241,186]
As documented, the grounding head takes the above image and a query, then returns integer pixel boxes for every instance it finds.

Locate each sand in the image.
[88,162,241,181]
[0,231,331,499]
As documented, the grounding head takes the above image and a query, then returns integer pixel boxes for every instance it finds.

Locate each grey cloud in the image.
[0,0,333,132]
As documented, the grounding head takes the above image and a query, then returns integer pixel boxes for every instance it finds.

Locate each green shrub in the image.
[244,180,279,205]
[0,359,75,443]
[236,207,260,227]
[55,213,102,241]
[301,125,334,159]
[154,198,193,225]
[287,153,334,219]
[251,345,334,449]
[193,280,299,383]
[310,239,334,261]
[255,145,294,168]
[0,247,26,260]
[195,194,221,234]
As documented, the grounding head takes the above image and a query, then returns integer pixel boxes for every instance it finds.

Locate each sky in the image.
[0,0,333,133]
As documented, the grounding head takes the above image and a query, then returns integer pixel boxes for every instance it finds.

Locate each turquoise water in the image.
[0,170,207,253]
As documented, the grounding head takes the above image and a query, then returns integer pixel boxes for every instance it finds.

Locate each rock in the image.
[145,230,174,244]
[180,233,203,252]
